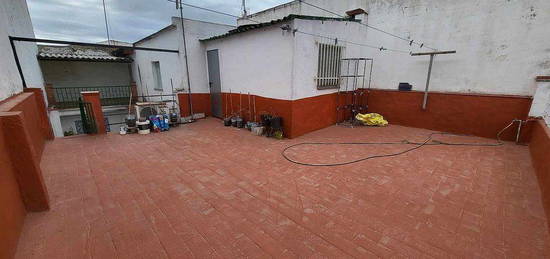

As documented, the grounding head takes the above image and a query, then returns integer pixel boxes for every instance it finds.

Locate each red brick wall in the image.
[0,89,52,259]
[529,120,550,232]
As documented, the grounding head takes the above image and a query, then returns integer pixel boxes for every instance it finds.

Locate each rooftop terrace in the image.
[15,118,549,258]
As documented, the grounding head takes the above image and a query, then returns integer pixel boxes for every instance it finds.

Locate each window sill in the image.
[317,86,340,90]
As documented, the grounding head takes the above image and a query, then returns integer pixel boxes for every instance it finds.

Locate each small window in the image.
[152,61,163,91]
[316,43,343,89]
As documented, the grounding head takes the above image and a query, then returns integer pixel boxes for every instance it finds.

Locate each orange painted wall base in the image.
[0,89,52,259]
[365,89,533,141]
[529,119,550,233]
[178,93,212,117]
[177,89,533,141]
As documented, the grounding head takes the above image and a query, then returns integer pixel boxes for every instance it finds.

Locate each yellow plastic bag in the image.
[355,113,388,126]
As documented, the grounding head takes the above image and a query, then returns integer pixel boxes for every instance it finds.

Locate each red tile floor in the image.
[16,118,549,258]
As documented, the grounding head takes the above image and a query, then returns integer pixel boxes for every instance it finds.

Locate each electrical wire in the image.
[294,30,411,54]
[282,120,519,167]
[298,0,437,51]
[166,0,262,23]
[166,0,413,54]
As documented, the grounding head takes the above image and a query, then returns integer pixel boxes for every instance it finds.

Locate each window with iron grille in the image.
[316,43,343,89]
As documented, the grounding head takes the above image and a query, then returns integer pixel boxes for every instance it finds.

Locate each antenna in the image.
[242,0,247,17]
[102,0,110,43]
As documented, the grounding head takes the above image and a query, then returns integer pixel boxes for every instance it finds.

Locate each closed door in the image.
[207,50,222,118]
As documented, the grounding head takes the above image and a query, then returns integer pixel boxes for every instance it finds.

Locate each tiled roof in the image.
[37,45,132,62]
[201,14,359,41]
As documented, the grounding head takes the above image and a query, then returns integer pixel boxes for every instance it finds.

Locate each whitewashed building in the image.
[39,45,134,136]
[200,0,550,138]
[132,17,234,117]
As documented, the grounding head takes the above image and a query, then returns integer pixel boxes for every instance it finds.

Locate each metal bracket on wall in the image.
[411,50,456,110]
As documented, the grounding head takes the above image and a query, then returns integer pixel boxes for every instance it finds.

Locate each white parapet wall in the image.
[530,81,550,126]
[238,0,369,26]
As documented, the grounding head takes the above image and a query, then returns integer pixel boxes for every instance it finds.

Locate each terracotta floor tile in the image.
[15,118,550,258]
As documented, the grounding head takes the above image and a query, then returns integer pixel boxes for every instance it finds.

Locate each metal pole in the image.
[229,89,233,116]
[10,36,179,53]
[248,92,251,121]
[516,119,522,143]
[178,1,194,118]
[102,0,111,43]
[422,54,435,110]
[9,37,26,88]
[170,78,176,112]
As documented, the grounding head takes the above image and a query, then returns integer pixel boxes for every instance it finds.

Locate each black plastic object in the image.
[270,117,282,130]
[223,118,231,126]
[125,115,136,128]
[236,118,244,128]
[261,114,272,127]
[398,82,412,91]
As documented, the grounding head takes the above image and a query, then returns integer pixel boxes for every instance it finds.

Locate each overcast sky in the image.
[26,0,289,43]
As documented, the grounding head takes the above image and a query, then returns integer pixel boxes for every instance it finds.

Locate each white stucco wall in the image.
[0,0,44,101]
[238,0,368,26]
[40,60,132,87]
[292,19,369,100]
[204,18,370,101]
[133,18,234,103]
[50,107,127,137]
[238,0,550,98]
[530,81,550,126]
[360,0,550,96]
[204,24,295,100]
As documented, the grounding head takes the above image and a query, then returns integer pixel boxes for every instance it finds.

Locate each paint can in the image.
[125,114,136,128]
[270,117,282,130]
[231,117,237,127]
[224,118,232,126]
[236,117,244,128]
[136,120,150,135]
[252,126,264,136]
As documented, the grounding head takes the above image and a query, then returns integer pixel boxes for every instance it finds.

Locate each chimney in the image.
[346,8,367,21]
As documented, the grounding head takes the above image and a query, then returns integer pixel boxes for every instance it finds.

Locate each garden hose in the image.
[281,120,519,167]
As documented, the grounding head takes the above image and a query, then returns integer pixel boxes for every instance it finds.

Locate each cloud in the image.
[27,0,290,43]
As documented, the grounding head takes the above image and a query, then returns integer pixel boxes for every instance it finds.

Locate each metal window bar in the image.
[316,43,343,89]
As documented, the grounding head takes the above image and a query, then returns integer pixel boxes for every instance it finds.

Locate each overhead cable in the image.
[298,0,437,51]
[166,0,411,54]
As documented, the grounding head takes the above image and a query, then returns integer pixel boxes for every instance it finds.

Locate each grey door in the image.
[207,50,222,118]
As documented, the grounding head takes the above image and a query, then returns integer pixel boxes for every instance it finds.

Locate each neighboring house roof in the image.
[37,45,132,62]
[201,14,359,41]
